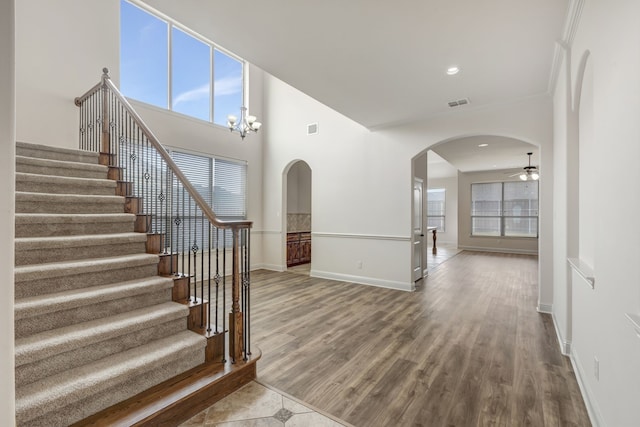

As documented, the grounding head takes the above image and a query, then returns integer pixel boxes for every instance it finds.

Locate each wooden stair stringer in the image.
[70,348,261,427]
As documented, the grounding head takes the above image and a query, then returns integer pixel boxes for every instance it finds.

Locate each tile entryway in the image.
[180,381,351,427]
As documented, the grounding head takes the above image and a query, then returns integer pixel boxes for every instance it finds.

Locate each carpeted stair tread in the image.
[15,330,206,425]
[16,141,100,164]
[15,213,135,237]
[15,276,174,321]
[16,172,117,195]
[15,301,189,367]
[15,232,149,266]
[16,191,125,214]
[16,155,108,179]
[15,253,158,280]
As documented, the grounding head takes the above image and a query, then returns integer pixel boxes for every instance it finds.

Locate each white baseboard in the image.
[537,303,553,314]
[550,311,571,356]
[252,263,285,272]
[570,348,604,427]
[458,245,538,255]
[310,270,414,292]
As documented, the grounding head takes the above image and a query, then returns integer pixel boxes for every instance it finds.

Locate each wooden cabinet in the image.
[287,232,311,267]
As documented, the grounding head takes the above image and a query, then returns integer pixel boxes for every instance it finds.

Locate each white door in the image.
[413,178,423,282]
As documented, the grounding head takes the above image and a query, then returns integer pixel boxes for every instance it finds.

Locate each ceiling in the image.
[154,0,568,176]
[429,136,538,178]
[193,0,570,130]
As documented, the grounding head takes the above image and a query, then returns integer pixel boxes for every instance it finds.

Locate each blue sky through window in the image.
[120,0,244,126]
[120,1,168,108]
[172,27,211,121]
[214,49,243,126]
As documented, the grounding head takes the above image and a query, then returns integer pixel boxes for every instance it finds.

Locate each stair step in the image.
[16,191,124,214]
[16,172,117,196]
[15,302,191,387]
[16,155,108,179]
[15,276,175,338]
[15,253,161,298]
[16,141,100,164]
[15,232,149,266]
[15,213,135,237]
[16,330,206,427]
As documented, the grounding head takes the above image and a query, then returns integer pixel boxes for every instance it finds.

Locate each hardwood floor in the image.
[250,251,591,427]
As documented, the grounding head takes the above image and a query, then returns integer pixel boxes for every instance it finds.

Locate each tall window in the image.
[471,181,538,237]
[120,0,244,126]
[427,188,446,232]
[170,149,247,221]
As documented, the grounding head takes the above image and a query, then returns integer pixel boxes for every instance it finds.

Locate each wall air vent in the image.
[307,123,319,135]
[448,98,470,108]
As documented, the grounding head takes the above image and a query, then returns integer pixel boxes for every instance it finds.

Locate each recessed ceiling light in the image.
[478,143,489,147]
[446,66,460,75]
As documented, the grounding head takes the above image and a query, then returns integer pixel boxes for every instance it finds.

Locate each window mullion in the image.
[210,45,214,123]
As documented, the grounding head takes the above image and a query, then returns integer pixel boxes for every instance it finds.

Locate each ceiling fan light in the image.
[520,173,528,181]
[531,172,539,180]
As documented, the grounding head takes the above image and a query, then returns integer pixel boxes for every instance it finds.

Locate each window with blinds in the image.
[170,149,247,250]
[427,188,446,232]
[471,181,538,237]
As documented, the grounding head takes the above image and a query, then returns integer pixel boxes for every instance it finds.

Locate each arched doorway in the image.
[284,160,312,273]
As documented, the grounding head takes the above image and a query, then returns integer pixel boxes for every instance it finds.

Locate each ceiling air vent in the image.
[307,123,319,135]
[448,98,470,108]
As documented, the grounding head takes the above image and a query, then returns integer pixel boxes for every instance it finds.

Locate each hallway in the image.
[248,251,590,426]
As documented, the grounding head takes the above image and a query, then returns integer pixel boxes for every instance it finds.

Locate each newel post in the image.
[100,68,111,157]
[229,227,243,362]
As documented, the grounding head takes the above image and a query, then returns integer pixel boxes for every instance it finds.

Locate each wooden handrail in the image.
[74,68,252,231]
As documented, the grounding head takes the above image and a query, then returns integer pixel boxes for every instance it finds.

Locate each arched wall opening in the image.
[411,133,547,304]
[282,160,312,272]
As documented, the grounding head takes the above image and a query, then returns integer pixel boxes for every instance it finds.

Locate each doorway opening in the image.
[285,161,312,275]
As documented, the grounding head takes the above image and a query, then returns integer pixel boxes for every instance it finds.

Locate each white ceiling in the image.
[429,136,538,178]
[197,0,569,130]
[161,0,568,175]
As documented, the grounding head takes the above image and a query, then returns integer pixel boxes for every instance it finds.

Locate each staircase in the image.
[14,142,206,426]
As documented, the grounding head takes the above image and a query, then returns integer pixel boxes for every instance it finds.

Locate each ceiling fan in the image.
[509,152,539,181]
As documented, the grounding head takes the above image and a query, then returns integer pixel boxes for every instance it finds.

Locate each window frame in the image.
[120,0,246,127]
[470,181,539,238]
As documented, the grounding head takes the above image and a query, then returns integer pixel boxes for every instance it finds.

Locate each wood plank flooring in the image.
[250,251,591,427]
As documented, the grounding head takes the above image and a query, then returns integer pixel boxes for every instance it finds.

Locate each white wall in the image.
[552,0,640,425]
[428,176,458,245]
[0,0,16,424]
[15,0,120,149]
[457,169,539,254]
[262,73,553,293]
[286,161,311,214]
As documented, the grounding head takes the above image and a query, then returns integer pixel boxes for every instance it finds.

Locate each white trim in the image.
[458,245,538,255]
[550,311,572,356]
[625,313,640,339]
[570,348,604,427]
[568,258,595,289]
[537,303,553,314]
[253,230,281,235]
[312,232,410,242]
[548,0,585,93]
[252,263,285,272]
[310,270,414,292]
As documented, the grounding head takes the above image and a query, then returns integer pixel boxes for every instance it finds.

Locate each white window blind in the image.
[471,181,538,237]
[427,188,446,232]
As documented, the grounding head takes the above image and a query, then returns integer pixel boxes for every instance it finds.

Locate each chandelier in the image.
[227,107,262,140]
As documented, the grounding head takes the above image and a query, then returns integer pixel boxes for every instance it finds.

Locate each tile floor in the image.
[180,381,351,427]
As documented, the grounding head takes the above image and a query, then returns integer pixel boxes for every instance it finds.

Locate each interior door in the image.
[413,178,424,282]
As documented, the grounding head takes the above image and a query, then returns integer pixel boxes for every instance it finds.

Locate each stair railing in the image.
[74,68,252,363]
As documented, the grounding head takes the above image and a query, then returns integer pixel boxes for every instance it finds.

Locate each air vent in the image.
[307,123,318,135]
[448,98,470,108]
